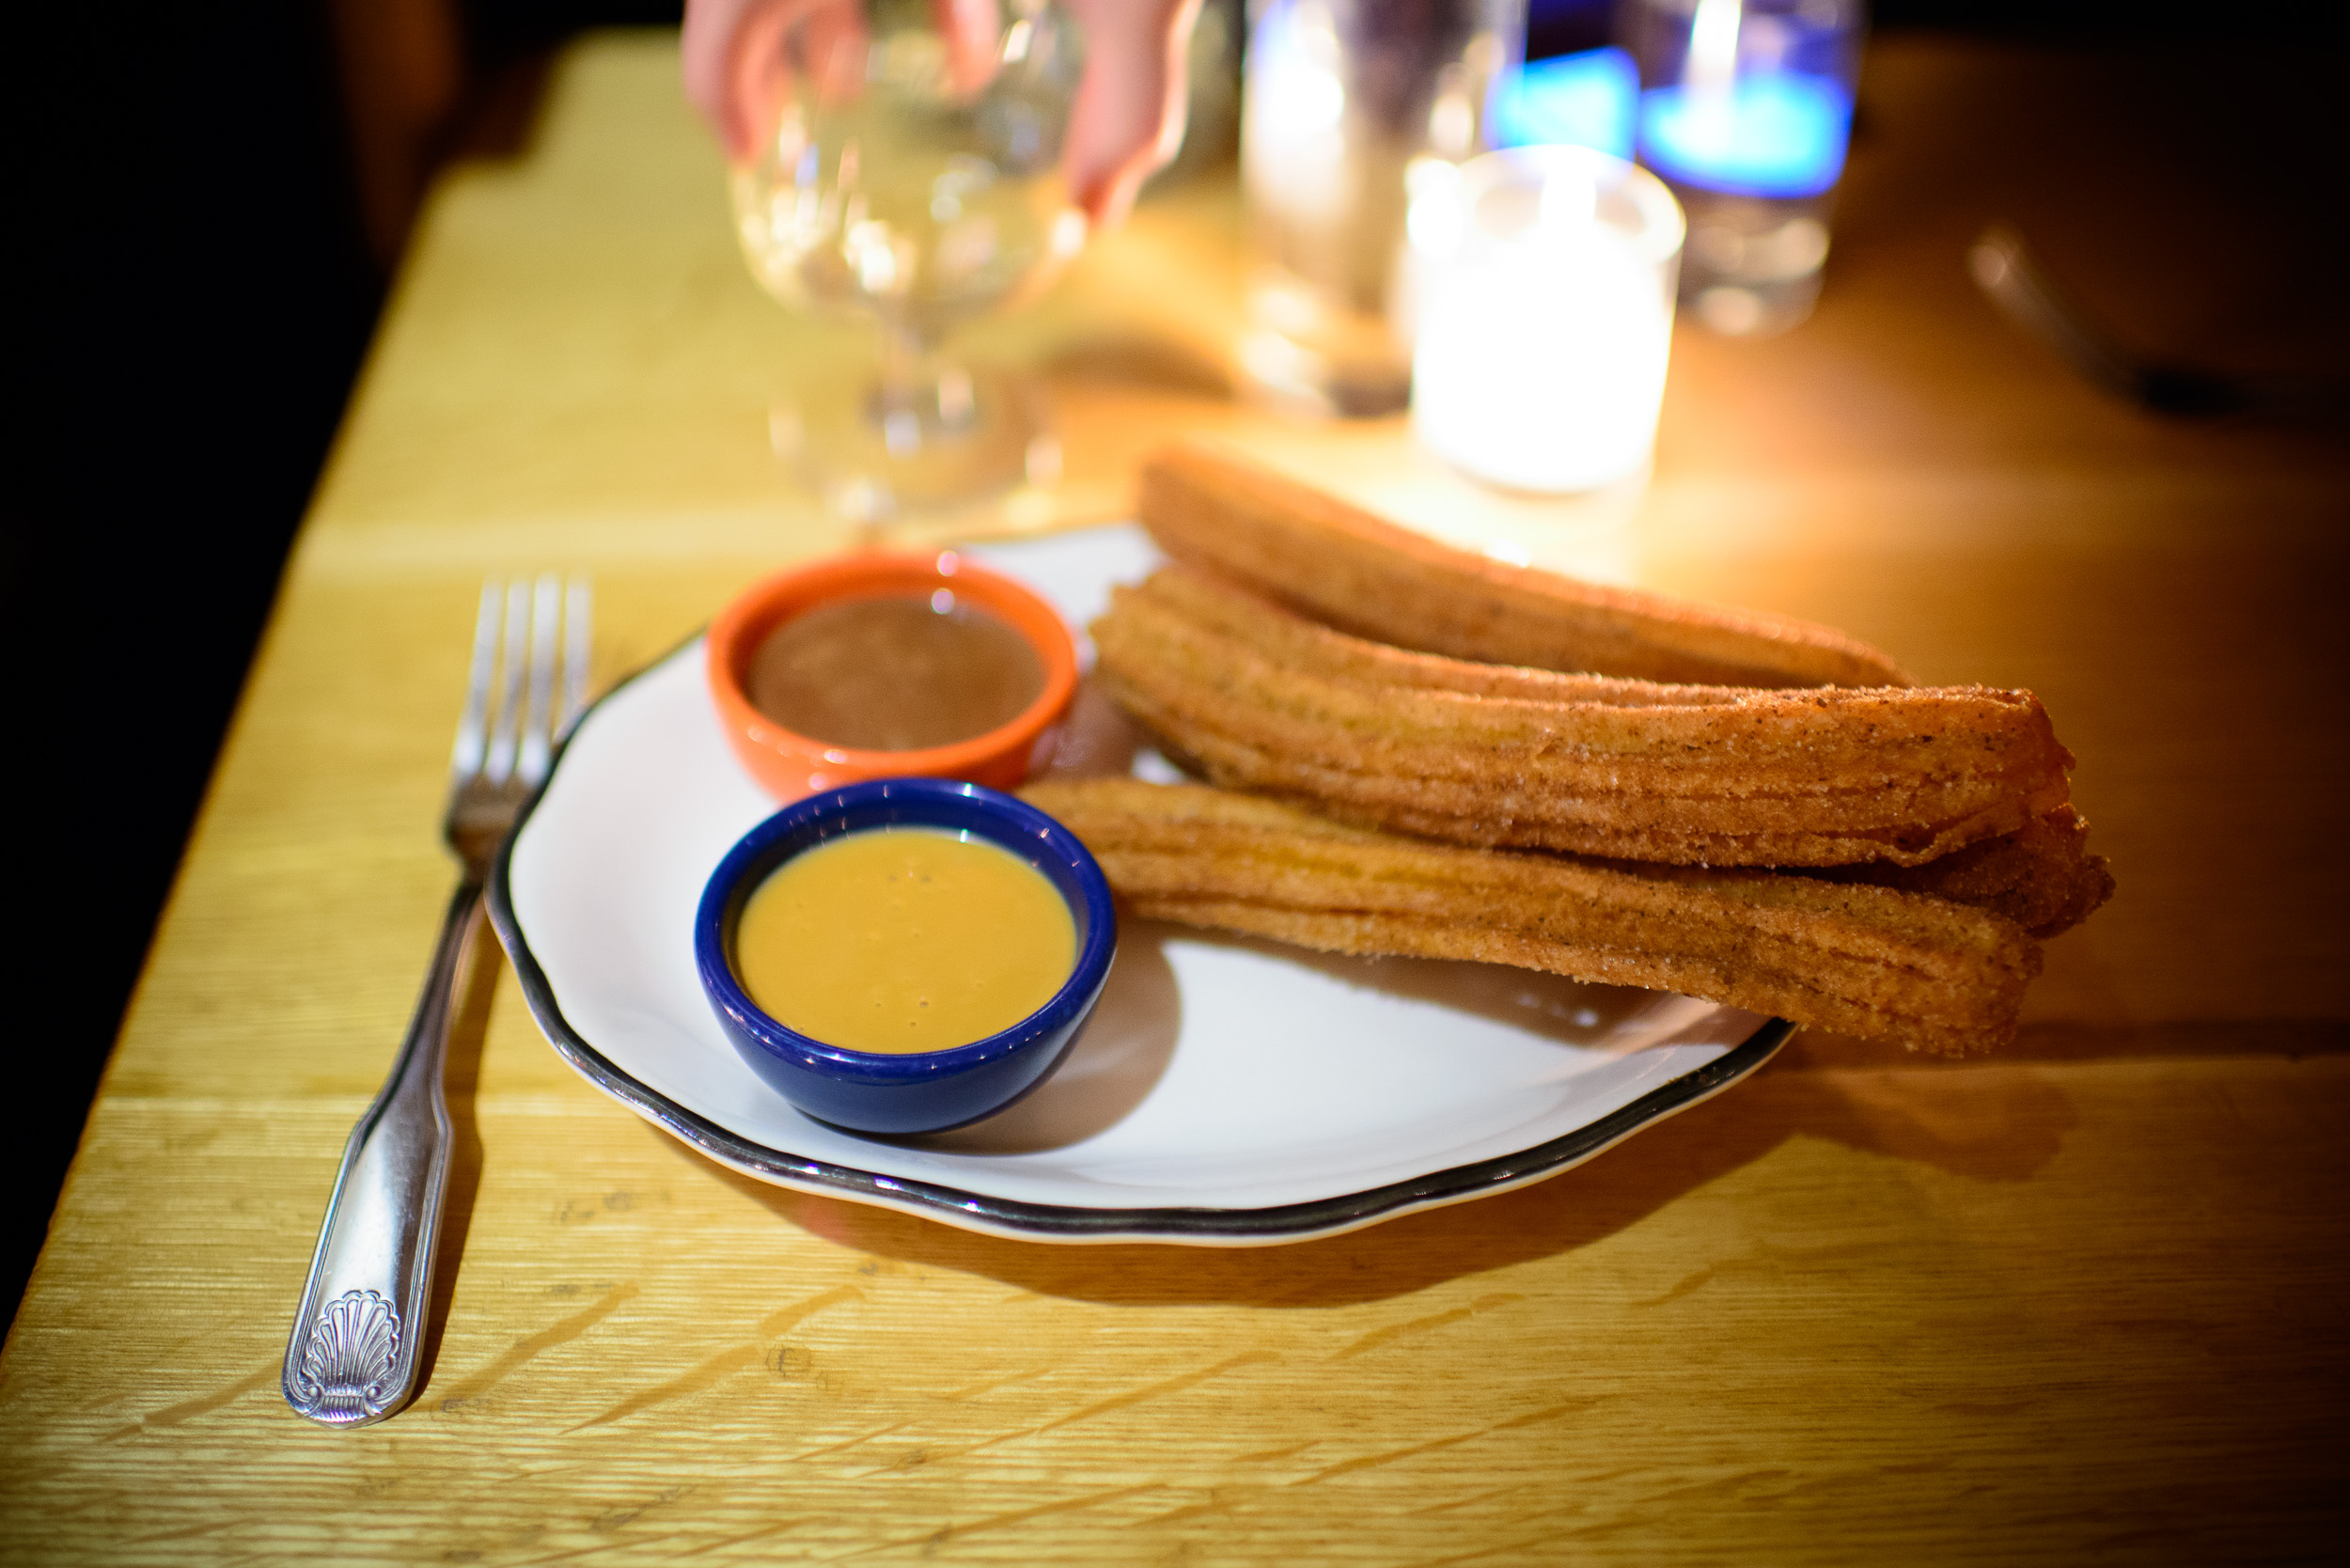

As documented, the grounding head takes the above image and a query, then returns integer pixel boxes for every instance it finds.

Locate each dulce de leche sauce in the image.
[745,592,1045,751]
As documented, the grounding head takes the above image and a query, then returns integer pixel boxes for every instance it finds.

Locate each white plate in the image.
[487,526,1789,1245]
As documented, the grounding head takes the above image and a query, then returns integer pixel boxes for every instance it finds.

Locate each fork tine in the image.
[518,573,562,786]
[561,575,592,736]
[486,580,529,784]
[449,582,501,782]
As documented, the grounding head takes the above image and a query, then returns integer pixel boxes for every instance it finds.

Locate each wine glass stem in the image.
[871,316,982,442]
[875,318,935,410]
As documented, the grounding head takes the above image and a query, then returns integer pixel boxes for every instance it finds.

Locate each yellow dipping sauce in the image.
[733,827,1075,1054]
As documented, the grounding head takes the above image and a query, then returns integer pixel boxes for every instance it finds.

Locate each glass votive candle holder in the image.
[1621,0,1864,336]
[1409,145,1684,494]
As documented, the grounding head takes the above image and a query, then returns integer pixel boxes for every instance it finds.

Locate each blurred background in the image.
[8,0,2342,1325]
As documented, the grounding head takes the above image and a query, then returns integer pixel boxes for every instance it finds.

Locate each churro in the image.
[1140,439,1913,689]
[1806,806,2114,940]
[1092,564,2076,869]
[1023,779,2040,1056]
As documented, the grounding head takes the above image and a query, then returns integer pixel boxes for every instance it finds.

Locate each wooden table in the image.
[4,31,2342,1564]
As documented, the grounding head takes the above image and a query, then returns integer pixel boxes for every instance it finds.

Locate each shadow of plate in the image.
[892,925,1184,1155]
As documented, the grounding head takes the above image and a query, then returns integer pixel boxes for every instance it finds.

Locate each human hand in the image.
[682,0,1199,228]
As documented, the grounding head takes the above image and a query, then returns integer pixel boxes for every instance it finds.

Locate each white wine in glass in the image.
[732,0,1087,525]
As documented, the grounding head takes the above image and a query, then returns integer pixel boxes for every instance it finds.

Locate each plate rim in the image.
[486,635,1796,1246]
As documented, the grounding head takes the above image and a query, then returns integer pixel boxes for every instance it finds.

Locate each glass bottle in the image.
[1239,0,1526,416]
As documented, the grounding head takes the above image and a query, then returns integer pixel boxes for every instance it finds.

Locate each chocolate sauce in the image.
[746,593,1044,751]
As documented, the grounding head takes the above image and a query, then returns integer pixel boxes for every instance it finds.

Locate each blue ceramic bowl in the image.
[695,778,1118,1136]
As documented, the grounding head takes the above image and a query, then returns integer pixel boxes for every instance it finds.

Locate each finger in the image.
[802,0,871,110]
[682,0,766,157]
[932,0,1004,97]
[1061,0,1199,227]
[682,0,867,161]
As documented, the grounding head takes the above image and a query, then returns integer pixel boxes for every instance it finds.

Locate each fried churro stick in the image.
[1140,439,1913,689]
[1093,565,2076,868]
[1807,806,2115,940]
[1022,779,2040,1056]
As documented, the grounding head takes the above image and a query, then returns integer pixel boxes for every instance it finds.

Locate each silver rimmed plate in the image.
[487,527,1791,1246]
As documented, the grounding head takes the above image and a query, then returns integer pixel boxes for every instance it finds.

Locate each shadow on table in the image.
[685,1037,2088,1310]
[414,922,501,1389]
[1782,1019,2350,1067]
[1046,336,1235,400]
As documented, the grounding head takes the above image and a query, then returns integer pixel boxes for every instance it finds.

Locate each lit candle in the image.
[1637,71,1850,196]
[1489,45,1638,161]
[1634,0,1854,198]
[1410,147,1684,494]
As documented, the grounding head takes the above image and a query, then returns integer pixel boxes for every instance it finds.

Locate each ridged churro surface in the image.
[1806,806,2115,939]
[1140,439,1914,689]
[1092,565,2076,869]
[1023,779,2041,1056]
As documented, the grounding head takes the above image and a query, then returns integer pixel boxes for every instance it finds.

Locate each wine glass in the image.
[732,0,1088,528]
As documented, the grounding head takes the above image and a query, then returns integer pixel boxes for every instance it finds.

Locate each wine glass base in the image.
[771,367,1062,534]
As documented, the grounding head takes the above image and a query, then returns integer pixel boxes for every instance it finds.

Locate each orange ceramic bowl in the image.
[706,550,1080,802]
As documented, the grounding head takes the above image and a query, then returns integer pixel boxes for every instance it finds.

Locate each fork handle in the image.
[282,877,480,1428]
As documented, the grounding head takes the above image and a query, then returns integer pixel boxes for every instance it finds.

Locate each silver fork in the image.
[284,574,591,1428]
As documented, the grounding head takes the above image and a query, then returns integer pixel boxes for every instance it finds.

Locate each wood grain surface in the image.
[2,31,2342,1566]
